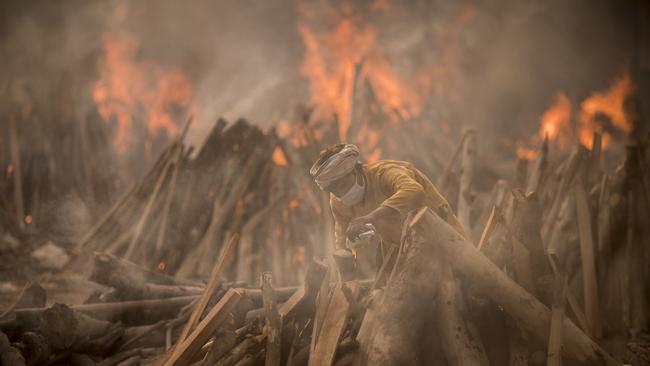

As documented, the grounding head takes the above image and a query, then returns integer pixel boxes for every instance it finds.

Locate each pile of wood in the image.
[1,130,648,365]
[69,117,329,285]
[436,130,650,363]
[0,238,369,366]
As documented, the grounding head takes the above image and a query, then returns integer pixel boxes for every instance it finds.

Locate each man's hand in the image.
[346,215,374,241]
[345,206,399,241]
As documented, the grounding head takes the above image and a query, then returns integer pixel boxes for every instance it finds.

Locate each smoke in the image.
[0,0,642,156]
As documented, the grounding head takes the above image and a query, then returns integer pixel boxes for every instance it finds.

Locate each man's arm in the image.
[346,165,424,239]
[330,196,351,249]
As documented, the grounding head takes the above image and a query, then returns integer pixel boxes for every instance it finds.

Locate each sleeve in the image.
[330,195,352,250]
[377,165,426,215]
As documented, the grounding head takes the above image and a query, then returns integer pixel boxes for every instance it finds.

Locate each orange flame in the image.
[272,146,289,166]
[539,92,572,146]
[93,33,193,154]
[298,17,420,140]
[516,143,539,161]
[578,72,634,148]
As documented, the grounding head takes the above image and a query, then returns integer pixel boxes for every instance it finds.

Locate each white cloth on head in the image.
[310,144,360,188]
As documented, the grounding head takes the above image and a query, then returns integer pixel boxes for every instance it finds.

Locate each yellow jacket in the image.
[330,160,465,249]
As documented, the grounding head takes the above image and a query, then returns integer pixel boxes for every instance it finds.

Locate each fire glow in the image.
[298,17,421,141]
[517,72,634,159]
[93,33,194,154]
[578,72,634,148]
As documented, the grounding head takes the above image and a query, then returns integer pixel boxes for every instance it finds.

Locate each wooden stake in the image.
[574,177,602,338]
[309,281,359,366]
[175,234,239,345]
[547,272,567,366]
[163,289,244,366]
[261,273,282,366]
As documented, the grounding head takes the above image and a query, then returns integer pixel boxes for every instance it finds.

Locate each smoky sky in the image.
[0,0,643,152]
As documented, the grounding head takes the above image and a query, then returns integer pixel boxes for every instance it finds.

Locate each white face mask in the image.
[337,174,365,206]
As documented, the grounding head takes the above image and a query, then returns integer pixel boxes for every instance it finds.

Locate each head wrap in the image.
[310,144,360,188]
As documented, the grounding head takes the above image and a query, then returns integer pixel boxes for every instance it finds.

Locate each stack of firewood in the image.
[70,117,327,286]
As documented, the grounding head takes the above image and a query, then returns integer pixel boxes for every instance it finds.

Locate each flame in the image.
[24,215,32,224]
[272,146,288,166]
[516,143,539,161]
[578,72,634,148]
[157,261,166,271]
[538,92,572,146]
[93,33,194,154]
[6,164,14,177]
[298,16,420,140]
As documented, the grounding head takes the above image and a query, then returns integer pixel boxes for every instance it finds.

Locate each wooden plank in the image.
[309,281,359,366]
[310,264,332,354]
[547,272,567,366]
[164,289,243,366]
[176,234,238,345]
[574,178,602,338]
[261,273,282,366]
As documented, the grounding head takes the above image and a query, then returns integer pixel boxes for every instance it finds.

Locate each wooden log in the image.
[542,149,584,245]
[92,252,201,287]
[155,143,185,258]
[547,272,567,366]
[436,264,490,366]
[91,253,203,300]
[309,281,359,366]
[96,349,140,366]
[262,272,282,366]
[526,135,549,195]
[15,296,196,326]
[354,214,440,366]
[175,234,238,349]
[410,208,619,366]
[163,289,247,366]
[124,145,175,260]
[199,328,238,366]
[0,330,26,366]
[310,264,332,356]
[39,303,124,352]
[194,151,268,278]
[0,281,46,320]
[215,336,264,366]
[125,118,191,261]
[458,129,476,232]
[574,177,602,338]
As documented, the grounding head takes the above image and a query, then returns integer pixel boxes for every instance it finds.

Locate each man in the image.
[310,143,466,264]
